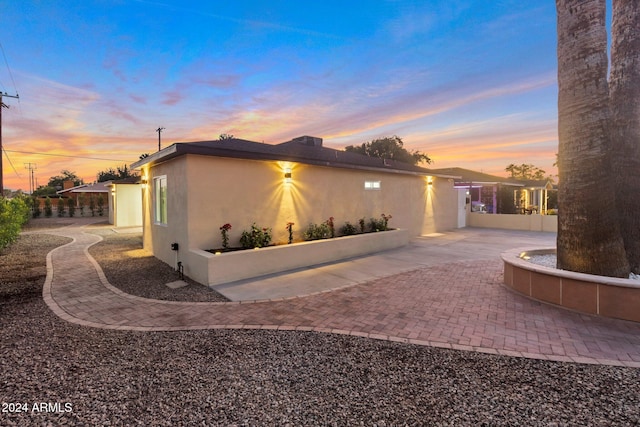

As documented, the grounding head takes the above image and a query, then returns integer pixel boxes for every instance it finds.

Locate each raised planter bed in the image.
[502,247,640,323]
[187,228,410,287]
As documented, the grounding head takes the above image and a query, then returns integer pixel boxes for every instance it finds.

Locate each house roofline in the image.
[131,141,459,179]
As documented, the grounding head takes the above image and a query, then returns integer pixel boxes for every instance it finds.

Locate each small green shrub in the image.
[67,197,76,217]
[57,197,66,217]
[240,223,272,249]
[304,222,331,241]
[97,194,104,216]
[340,221,358,236]
[31,197,41,218]
[89,195,96,216]
[358,217,366,233]
[78,193,86,216]
[44,197,53,217]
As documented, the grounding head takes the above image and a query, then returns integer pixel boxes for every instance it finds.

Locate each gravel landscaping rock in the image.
[1,224,639,425]
[86,228,228,302]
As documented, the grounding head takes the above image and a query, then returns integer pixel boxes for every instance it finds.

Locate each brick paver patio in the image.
[40,224,640,367]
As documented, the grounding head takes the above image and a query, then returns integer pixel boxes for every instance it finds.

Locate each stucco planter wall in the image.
[502,248,640,323]
[187,228,410,286]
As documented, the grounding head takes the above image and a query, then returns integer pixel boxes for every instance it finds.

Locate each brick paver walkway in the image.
[41,225,640,367]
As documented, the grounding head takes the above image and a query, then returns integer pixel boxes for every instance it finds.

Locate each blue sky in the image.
[0,1,559,190]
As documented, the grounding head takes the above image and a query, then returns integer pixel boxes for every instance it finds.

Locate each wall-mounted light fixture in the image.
[141,175,148,185]
[427,177,433,186]
[284,168,292,183]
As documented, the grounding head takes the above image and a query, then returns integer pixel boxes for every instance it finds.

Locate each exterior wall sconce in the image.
[427,179,433,186]
[284,168,292,183]
[141,175,148,185]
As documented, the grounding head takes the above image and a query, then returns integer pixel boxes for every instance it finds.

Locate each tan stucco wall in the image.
[142,154,458,275]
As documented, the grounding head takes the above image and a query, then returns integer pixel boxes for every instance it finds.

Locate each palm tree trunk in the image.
[610,0,640,273]
[556,0,629,277]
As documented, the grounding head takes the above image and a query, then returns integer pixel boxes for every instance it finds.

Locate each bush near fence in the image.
[0,196,31,249]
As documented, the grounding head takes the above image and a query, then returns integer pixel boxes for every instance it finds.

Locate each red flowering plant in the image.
[219,223,232,250]
[381,213,392,231]
[286,222,295,244]
[325,216,335,238]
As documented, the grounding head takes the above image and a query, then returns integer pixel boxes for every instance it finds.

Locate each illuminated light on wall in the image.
[427,176,434,186]
[284,168,292,183]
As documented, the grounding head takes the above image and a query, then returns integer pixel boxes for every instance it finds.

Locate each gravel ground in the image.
[86,227,228,302]
[1,222,640,425]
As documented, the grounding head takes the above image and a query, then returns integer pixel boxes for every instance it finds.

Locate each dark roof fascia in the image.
[132,141,459,179]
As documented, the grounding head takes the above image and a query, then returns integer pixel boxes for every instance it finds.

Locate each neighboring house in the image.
[131,136,460,284]
[106,177,143,227]
[57,181,111,218]
[427,167,524,226]
[516,179,557,214]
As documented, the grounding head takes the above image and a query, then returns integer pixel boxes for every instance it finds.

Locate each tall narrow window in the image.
[153,176,167,225]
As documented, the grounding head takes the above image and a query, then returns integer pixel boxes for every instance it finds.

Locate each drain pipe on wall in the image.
[171,243,184,280]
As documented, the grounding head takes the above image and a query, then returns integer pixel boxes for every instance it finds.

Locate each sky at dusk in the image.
[0,1,560,191]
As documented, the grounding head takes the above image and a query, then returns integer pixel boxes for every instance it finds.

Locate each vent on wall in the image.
[293,135,323,147]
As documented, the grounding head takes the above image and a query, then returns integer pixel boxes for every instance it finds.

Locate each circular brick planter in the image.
[502,248,640,323]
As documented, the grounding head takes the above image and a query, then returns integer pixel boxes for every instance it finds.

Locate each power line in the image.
[0,43,19,97]
[2,146,20,178]
[3,149,131,162]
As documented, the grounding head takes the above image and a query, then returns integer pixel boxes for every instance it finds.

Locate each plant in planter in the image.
[304,222,331,241]
[286,222,295,244]
[381,213,393,230]
[358,217,366,233]
[369,213,393,232]
[240,223,272,249]
[220,223,232,250]
[340,221,358,236]
[325,216,335,238]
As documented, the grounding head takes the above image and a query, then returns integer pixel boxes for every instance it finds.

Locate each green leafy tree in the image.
[32,185,57,197]
[505,163,548,181]
[0,195,30,249]
[344,136,432,165]
[218,133,235,140]
[96,164,137,182]
[47,170,83,190]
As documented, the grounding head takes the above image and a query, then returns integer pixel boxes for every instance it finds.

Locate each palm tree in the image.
[610,0,640,273]
[555,0,629,277]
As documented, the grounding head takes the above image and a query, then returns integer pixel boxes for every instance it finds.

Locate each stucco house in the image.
[131,136,459,285]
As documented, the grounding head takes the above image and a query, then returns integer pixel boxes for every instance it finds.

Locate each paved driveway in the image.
[40,225,640,367]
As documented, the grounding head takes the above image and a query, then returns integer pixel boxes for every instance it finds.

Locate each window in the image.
[364,180,381,190]
[153,176,167,224]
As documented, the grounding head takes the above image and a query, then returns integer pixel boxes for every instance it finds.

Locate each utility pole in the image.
[0,91,19,196]
[156,127,165,151]
[24,162,36,194]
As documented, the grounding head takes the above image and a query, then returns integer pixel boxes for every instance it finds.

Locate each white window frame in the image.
[364,180,381,190]
[153,175,168,225]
